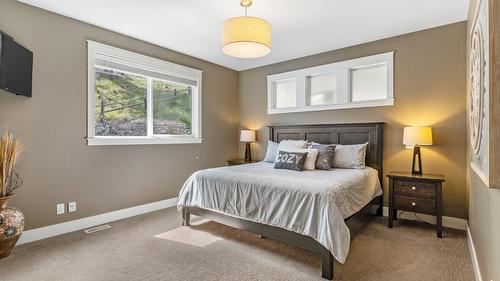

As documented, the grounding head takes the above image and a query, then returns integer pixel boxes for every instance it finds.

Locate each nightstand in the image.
[227,159,258,166]
[387,171,445,238]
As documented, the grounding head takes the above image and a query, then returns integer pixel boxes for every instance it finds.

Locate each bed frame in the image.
[180,122,384,279]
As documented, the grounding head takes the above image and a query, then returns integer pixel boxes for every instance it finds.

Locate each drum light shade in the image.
[403,127,433,148]
[222,16,271,58]
[240,130,256,142]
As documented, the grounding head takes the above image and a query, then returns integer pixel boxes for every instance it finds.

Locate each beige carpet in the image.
[0,207,474,281]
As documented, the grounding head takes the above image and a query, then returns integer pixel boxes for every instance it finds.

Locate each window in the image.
[275,79,297,108]
[87,41,202,145]
[267,52,394,114]
[350,63,387,102]
[308,73,337,106]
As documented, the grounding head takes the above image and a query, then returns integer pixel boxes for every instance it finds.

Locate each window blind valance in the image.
[95,58,198,87]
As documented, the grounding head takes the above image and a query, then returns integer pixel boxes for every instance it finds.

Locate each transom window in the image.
[267,52,394,114]
[87,41,202,145]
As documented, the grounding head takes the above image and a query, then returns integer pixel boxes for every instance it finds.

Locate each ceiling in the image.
[18,0,470,71]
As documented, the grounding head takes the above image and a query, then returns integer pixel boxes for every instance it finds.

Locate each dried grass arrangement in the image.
[0,129,24,197]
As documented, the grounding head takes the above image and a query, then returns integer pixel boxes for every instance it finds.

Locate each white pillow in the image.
[282,148,319,171]
[333,143,368,169]
[263,140,279,163]
[279,140,308,150]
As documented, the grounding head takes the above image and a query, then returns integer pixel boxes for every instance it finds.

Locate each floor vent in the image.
[84,224,111,234]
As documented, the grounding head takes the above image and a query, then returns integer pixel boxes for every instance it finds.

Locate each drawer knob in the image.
[411,186,416,191]
[411,202,416,206]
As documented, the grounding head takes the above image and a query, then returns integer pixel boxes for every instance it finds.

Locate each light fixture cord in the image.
[240,0,251,16]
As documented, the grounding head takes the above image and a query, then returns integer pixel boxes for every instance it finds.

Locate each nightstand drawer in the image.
[394,195,436,215]
[394,180,436,199]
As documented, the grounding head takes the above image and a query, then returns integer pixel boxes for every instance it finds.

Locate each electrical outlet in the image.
[56,203,65,215]
[68,202,77,212]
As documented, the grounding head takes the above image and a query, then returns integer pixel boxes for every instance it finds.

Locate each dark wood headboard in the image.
[268,123,384,181]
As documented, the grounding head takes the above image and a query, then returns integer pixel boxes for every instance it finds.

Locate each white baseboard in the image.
[17,197,179,245]
[382,207,467,230]
[467,224,483,281]
[17,201,467,245]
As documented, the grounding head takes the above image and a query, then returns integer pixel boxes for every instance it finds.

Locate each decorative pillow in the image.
[308,143,336,170]
[333,142,368,169]
[278,140,308,150]
[263,140,279,163]
[274,150,308,171]
[283,148,319,171]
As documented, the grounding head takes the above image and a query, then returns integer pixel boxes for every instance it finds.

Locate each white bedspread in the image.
[177,162,382,263]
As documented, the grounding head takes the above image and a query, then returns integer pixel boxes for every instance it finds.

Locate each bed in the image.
[177,123,384,279]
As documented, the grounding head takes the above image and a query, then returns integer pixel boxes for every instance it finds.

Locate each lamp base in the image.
[411,145,423,175]
[244,142,252,162]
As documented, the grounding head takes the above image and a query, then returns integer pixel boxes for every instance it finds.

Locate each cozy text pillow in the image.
[274,150,308,171]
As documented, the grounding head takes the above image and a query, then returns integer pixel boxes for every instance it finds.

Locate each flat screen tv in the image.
[0,32,33,97]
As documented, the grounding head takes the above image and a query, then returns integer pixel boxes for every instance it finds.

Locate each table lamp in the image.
[240,130,256,162]
[403,126,433,175]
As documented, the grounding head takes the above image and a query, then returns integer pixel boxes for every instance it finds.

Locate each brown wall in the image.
[238,22,468,219]
[0,0,239,229]
[466,0,500,280]
[0,0,471,231]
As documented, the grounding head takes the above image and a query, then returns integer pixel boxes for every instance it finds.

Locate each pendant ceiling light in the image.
[222,0,271,58]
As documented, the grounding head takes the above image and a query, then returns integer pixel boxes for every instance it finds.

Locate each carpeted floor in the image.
[0,207,474,281]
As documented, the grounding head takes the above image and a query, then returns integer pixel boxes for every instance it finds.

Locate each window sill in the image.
[267,98,394,115]
[87,136,202,146]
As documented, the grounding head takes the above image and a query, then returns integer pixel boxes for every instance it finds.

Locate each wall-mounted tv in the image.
[0,32,33,97]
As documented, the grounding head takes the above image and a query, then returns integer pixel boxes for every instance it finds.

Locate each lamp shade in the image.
[222,16,271,58]
[240,130,256,142]
[403,127,433,147]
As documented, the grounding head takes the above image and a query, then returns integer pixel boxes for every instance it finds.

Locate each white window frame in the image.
[87,41,202,146]
[267,52,394,114]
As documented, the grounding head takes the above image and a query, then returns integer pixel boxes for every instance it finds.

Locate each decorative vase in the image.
[0,195,24,259]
